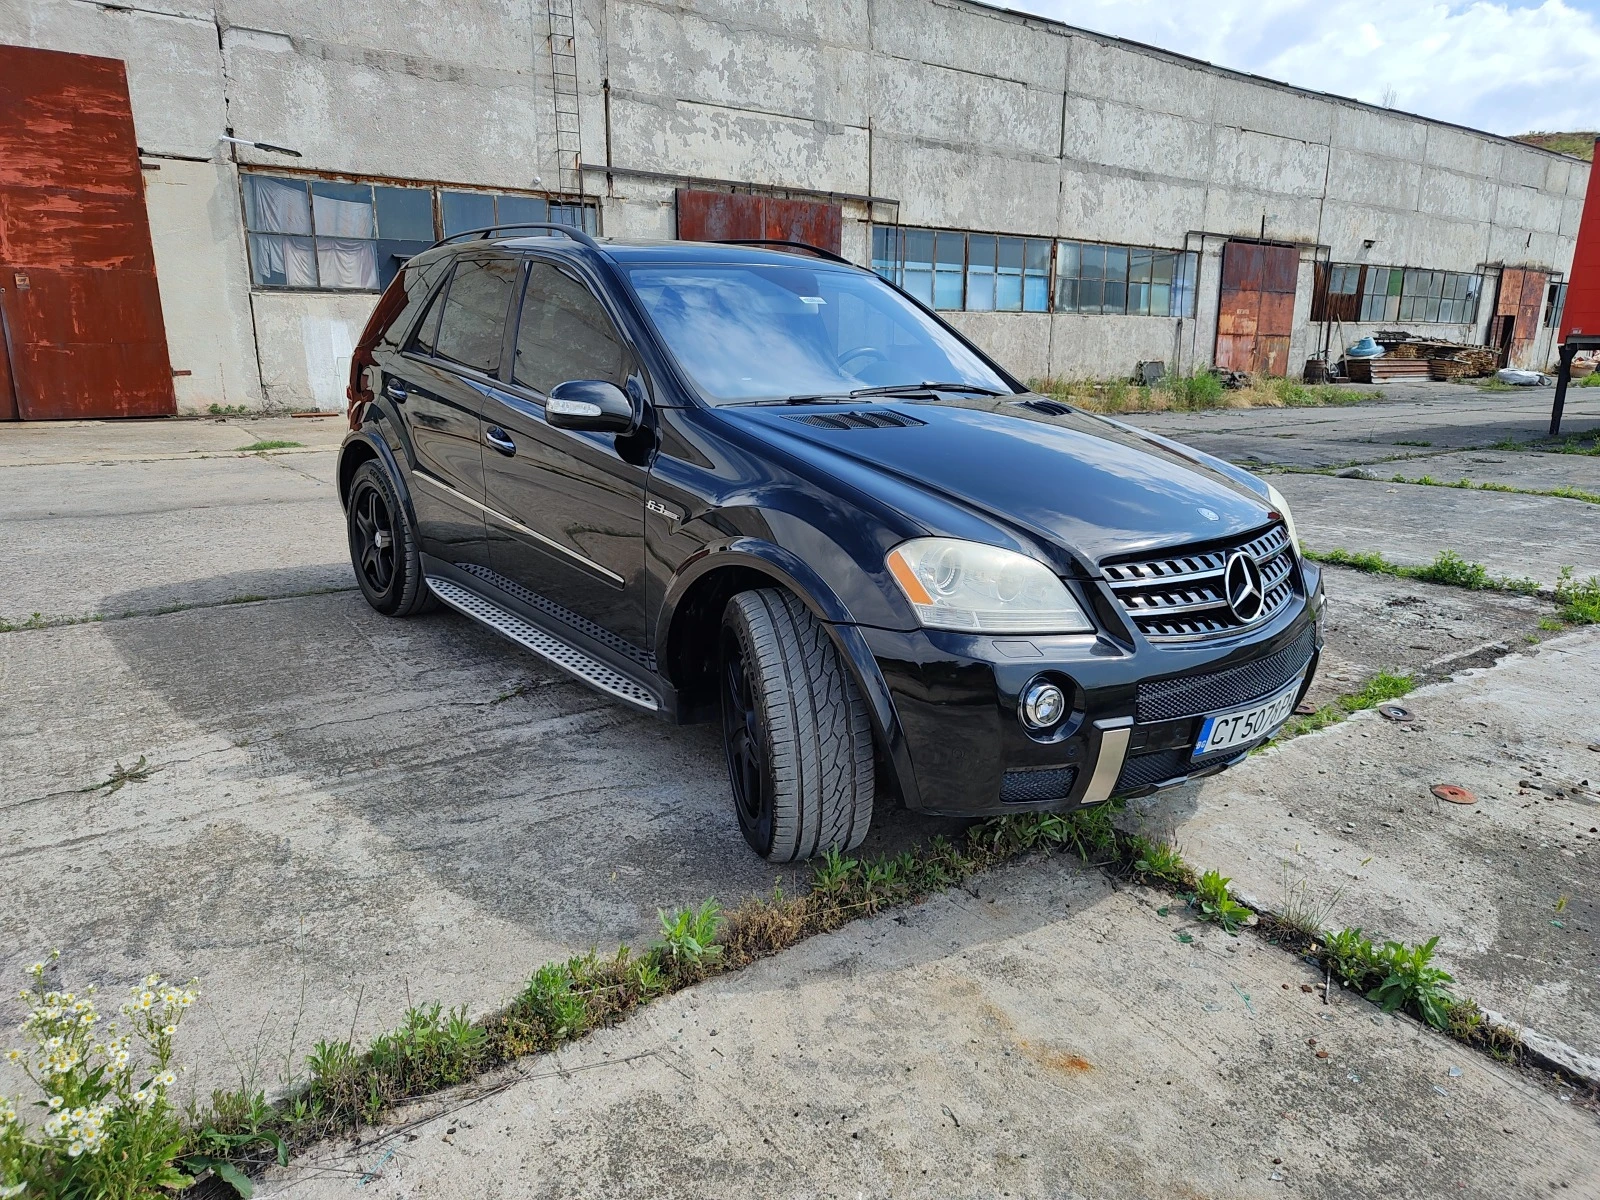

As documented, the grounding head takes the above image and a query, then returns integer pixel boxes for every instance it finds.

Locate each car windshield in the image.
[623,262,1013,404]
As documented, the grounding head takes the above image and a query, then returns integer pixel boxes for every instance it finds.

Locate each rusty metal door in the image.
[675,189,843,255]
[0,45,175,420]
[1494,267,1548,369]
[1215,242,1298,377]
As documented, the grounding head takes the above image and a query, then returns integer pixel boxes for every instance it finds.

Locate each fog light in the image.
[1020,680,1066,730]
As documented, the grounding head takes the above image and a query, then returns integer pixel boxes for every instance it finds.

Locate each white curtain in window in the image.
[312,192,372,237]
[252,235,318,287]
[251,177,311,235]
[316,239,379,289]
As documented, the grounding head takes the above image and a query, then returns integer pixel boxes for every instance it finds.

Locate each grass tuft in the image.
[236,439,303,452]
[1305,546,1541,595]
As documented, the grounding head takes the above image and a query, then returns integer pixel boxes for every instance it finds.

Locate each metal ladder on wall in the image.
[547,0,583,196]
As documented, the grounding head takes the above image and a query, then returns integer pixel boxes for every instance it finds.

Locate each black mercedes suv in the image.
[339,224,1323,862]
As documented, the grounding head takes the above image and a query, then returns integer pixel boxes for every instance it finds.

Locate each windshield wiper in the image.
[848,381,1006,398]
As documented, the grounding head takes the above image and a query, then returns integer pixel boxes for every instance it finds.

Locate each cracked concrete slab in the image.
[0,415,346,468]
[1134,383,1600,469]
[0,451,349,621]
[1122,627,1600,1065]
[263,859,1600,1200]
[1272,471,1600,585]
[1371,449,1600,494]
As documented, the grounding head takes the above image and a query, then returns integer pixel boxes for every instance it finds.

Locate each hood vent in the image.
[788,409,926,430]
[1016,398,1072,417]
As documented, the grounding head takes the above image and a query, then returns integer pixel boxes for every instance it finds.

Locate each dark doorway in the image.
[675,189,843,256]
[1215,241,1299,377]
[1496,314,1517,368]
[0,44,175,419]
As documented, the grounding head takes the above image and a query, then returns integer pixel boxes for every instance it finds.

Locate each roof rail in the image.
[708,239,855,268]
[432,222,601,250]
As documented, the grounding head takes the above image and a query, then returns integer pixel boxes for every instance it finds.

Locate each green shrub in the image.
[1555,566,1600,624]
[1158,369,1225,410]
[1368,936,1456,1030]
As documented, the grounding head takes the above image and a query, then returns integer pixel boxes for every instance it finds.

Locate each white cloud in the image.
[1003,0,1600,135]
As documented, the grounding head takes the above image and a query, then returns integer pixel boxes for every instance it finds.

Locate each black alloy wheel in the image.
[721,621,775,855]
[351,481,397,596]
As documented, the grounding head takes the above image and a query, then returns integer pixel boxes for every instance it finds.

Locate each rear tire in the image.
[720,588,874,861]
[346,459,435,617]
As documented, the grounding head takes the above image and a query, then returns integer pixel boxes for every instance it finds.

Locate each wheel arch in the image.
[657,539,921,809]
[337,430,418,534]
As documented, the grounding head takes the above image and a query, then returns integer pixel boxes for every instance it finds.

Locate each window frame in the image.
[506,255,634,402]
[241,171,600,295]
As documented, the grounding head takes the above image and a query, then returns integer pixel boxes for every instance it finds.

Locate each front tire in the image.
[346,459,435,617]
[720,589,874,861]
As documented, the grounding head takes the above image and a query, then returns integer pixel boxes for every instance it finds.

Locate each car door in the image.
[478,256,650,651]
[391,254,519,566]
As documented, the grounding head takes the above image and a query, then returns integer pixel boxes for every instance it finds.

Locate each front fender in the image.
[658,538,923,811]
[337,426,419,536]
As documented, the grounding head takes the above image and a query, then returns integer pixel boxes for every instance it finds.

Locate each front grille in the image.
[1137,623,1317,722]
[1116,746,1240,793]
[1101,522,1297,641]
[1000,765,1078,803]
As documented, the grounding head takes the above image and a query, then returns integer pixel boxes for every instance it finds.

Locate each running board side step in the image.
[426,576,659,712]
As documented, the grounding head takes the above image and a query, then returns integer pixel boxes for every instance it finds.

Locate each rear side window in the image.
[379,257,450,352]
[432,257,518,374]
[513,261,627,394]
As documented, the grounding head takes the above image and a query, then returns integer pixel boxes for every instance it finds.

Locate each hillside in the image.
[1514,131,1596,160]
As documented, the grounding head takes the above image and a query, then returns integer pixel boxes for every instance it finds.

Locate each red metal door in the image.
[1216,241,1298,377]
[675,189,843,255]
[1494,267,1548,368]
[0,45,175,419]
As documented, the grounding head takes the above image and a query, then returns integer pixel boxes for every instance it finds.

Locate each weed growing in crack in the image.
[1305,547,1541,595]
[1275,866,1345,945]
[1127,834,1193,889]
[656,901,724,974]
[1555,567,1600,624]
[235,440,303,452]
[1188,869,1255,934]
[1267,670,1414,745]
[80,756,156,796]
[1368,936,1456,1029]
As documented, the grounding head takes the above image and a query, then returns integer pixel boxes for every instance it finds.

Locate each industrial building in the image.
[0,0,1589,418]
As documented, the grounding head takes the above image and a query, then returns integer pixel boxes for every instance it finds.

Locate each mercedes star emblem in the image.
[1223,551,1265,622]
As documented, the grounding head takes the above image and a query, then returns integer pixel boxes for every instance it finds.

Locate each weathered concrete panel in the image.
[1332,105,1427,162]
[609,93,868,196]
[1068,36,1216,123]
[872,136,1056,231]
[251,292,376,411]
[1046,313,1186,380]
[871,0,1068,90]
[1056,168,1208,247]
[666,0,870,47]
[1325,148,1422,212]
[1201,188,1321,245]
[1499,143,1550,189]
[610,2,869,127]
[0,0,225,157]
[218,0,538,74]
[1422,125,1502,179]
[144,160,263,412]
[944,311,1051,380]
[1212,127,1328,198]
[872,56,1059,155]
[1417,167,1498,225]
[1211,77,1332,145]
[1061,96,1211,181]
[223,32,553,186]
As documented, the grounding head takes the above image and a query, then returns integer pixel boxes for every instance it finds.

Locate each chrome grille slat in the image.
[1101,522,1298,642]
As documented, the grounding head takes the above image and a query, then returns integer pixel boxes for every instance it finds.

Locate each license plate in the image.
[1192,679,1302,759]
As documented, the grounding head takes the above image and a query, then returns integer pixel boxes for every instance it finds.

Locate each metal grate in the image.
[1115,746,1240,793]
[1138,623,1316,723]
[456,563,655,671]
[1101,522,1297,641]
[1000,765,1078,803]
[427,576,658,710]
[788,410,926,430]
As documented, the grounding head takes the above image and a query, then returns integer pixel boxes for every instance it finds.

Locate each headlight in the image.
[1266,483,1299,556]
[885,538,1094,634]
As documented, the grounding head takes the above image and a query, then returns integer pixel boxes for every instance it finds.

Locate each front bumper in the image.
[862,559,1325,816]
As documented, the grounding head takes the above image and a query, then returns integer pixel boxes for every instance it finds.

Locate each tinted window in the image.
[432,258,517,373]
[625,263,1010,404]
[513,262,626,394]
[381,257,450,352]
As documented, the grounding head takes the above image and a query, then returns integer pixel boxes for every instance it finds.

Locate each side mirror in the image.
[546,379,638,434]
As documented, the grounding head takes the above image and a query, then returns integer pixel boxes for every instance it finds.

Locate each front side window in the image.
[624,262,1011,405]
[513,262,627,394]
[431,258,518,374]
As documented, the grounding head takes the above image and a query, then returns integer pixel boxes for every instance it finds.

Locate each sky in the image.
[1005,1,1600,136]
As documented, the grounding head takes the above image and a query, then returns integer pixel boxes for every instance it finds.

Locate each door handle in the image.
[384,381,408,402]
[485,426,516,455]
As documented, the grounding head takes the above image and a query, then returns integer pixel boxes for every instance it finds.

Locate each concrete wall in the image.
[1,0,1589,410]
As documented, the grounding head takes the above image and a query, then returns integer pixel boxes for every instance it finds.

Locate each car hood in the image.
[718,396,1274,571]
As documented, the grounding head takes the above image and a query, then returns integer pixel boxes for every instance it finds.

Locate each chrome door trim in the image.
[411,468,625,585]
